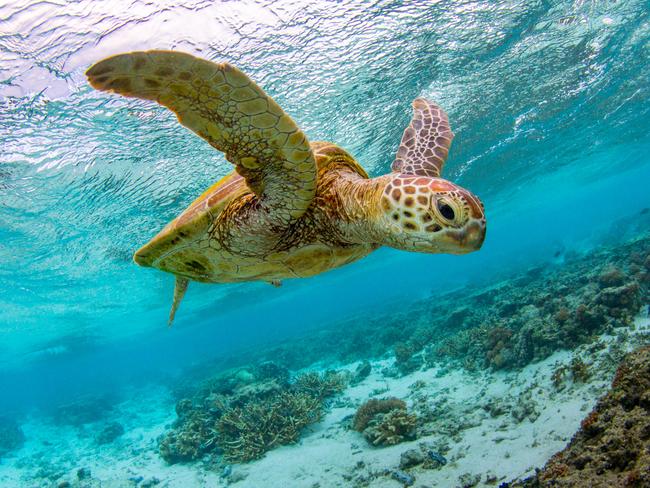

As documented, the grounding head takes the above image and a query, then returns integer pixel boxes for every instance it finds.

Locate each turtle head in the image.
[375,173,486,254]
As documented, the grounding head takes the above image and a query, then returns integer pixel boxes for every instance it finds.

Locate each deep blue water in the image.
[1,0,649,433]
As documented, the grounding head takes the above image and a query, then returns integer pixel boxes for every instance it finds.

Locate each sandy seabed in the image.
[2,314,648,488]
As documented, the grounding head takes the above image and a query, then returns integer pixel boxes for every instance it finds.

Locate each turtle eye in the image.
[438,200,455,221]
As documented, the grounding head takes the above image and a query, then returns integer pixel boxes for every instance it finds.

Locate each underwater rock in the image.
[53,395,114,426]
[394,342,422,374]
[427,450,448,468]
[399,448,425,469]
[511,345,650,487]
[0,417,25,457]
[226,379,285,408]
[446,307,473,329]
[391,470,415,486]
[351,361,372,385]
[511,391,539,424]
[597,282,640,311]
[220,464,232,479]
[94,421,124,444]
[234,368,255,384]
[459,472,481,488]
[485,471,499,484]
[229,470,248,483]
[76,467,91,480]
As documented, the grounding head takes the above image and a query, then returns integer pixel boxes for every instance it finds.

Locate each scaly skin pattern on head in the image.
[375,173,486,254]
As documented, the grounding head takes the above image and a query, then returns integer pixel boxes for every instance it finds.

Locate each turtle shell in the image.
[133,141,367,268]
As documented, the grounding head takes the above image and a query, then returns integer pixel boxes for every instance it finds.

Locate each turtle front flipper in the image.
[392,98,454,177]
[87,51,316,224]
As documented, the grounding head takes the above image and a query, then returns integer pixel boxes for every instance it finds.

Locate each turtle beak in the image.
[460,220,486,251]
[438,219,486,254]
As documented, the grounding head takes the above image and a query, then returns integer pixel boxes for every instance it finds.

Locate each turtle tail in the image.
[168,276,189,327]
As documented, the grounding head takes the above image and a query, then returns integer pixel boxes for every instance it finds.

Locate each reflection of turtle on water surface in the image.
[87,51,486,324]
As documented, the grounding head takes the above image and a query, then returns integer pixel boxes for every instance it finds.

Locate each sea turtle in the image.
[86,51,486,324]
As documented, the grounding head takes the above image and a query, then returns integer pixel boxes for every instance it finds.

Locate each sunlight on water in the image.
[1,0,647,359]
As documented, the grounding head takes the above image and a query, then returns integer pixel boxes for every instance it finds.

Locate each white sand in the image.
[1,314,648,488]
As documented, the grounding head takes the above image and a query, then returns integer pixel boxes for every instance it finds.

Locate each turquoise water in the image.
[1,0,650,485]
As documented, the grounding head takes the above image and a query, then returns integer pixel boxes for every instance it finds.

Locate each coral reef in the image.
[160,368,347,464]
[249,236,648,376]
[424,237,648,371]
[353,397,406,432]
[159,408,216,463]
[512,346,650,487]
[8,233,650,487]
[293,370,348,400]
[353,397,417,446]
[216,391,321,462]
[394,342,423,374]
[0,417,25,457]
[363,409,417,446]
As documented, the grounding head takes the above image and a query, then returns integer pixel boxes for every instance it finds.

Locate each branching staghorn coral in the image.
[159,369,346,464]
[217,391,322,462]
[293,370,348,399]
[159,409,219,463]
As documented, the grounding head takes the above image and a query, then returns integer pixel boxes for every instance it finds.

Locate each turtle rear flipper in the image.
[392,98,454,178]
[168,276,189,327]
[87,51,316,224]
